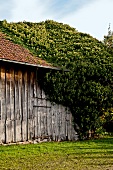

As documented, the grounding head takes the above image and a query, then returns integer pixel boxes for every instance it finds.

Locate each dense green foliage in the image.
[0,137,113,170]
[0,20,113,139]
[101,108,113,133]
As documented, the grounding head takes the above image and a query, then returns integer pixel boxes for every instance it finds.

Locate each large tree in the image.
[43,55,113,139]
[1,20,113,139]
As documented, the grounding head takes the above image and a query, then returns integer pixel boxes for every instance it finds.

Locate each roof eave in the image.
[0,58,61,70]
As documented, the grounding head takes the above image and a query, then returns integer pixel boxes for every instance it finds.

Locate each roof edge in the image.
[0,58,61,70]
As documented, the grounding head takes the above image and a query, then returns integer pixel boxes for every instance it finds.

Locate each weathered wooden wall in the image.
[0,62,77,143]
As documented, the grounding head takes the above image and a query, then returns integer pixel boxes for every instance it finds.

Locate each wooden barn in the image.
[0,33,77,144]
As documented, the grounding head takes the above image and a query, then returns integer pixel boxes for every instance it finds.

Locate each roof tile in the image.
[0,32,51,67]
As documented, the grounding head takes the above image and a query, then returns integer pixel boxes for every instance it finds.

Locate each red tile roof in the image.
[0,32,51,67]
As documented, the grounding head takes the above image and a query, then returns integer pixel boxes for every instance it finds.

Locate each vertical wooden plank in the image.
[38,98,46,138]
[22,71,28,141]
[14,70,19,142]
[41,107,44,136]
[0,66,1,118]
[36,94,40,140]
[28,119,31,140]
[10,68,15,120]
[0,66,6,143]
[34,106,38,139]
[47,101,52,138]
[0,73,5,144]
[18,70,23,119]
[27,71,30,141]
[66,107,72,141]
[13,69,16,142]
[61,106,66,140]
[66,107,70,140]
[65,107,68,140]
[6,69,11,121]
[41,98,47,137]
[37,108,41,138]
[27,71,30,124]
[1,67,6,120]
[10,68,15,142]
[21,120,26,141]
[28,119,33,140]
[37,99,42,138]
[18,70,22,141]
[32,98,37,139]
[54,104,59,141]
[27,72,30,121]
[0,66,1,138]
[5,68,12,143]
[0,120,5,143]
[0,67,1,143]
[58,105,62,141]
[58,104,61,141]
[43,107,47,137]
[15,120,21,142]
[6,120,12,143]
[25,70,28,140]
[29,71,36,141]
[0,66,1,99]
[61,105,66,140]
[51,104,56,141]
[29,71,34,117]
[34,110,38,139]
[15,70,19,120]
[34,77,38,139]
[5,68,14,143]
[33,71,37,98]
[28,71,34,141]
[14,69,22,142]
[22,70,25,119]
[21,70,24,141]
[69,108,73,140]
[0,100,1,121]
[11,120,15,142]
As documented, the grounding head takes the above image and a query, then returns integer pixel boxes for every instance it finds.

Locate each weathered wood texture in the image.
[0,63,77,143]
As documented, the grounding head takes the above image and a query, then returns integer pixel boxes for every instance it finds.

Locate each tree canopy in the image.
[0,20,113,139]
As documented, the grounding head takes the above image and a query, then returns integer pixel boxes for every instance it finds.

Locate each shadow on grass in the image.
[88,137,113,144]
[85,162,113,166]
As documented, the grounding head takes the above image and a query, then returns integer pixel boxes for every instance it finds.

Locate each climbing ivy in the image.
[0,20,113,139]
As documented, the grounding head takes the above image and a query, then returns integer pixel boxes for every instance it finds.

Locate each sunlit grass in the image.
[0,137,113,170]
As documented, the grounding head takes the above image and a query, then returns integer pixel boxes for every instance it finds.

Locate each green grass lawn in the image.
[0,137,113,170]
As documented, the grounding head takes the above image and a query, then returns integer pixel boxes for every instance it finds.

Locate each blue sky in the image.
[0,0,113,40]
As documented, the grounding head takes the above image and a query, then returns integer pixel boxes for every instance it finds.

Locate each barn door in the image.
[28,98,52,141]
[34,106,52,139]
